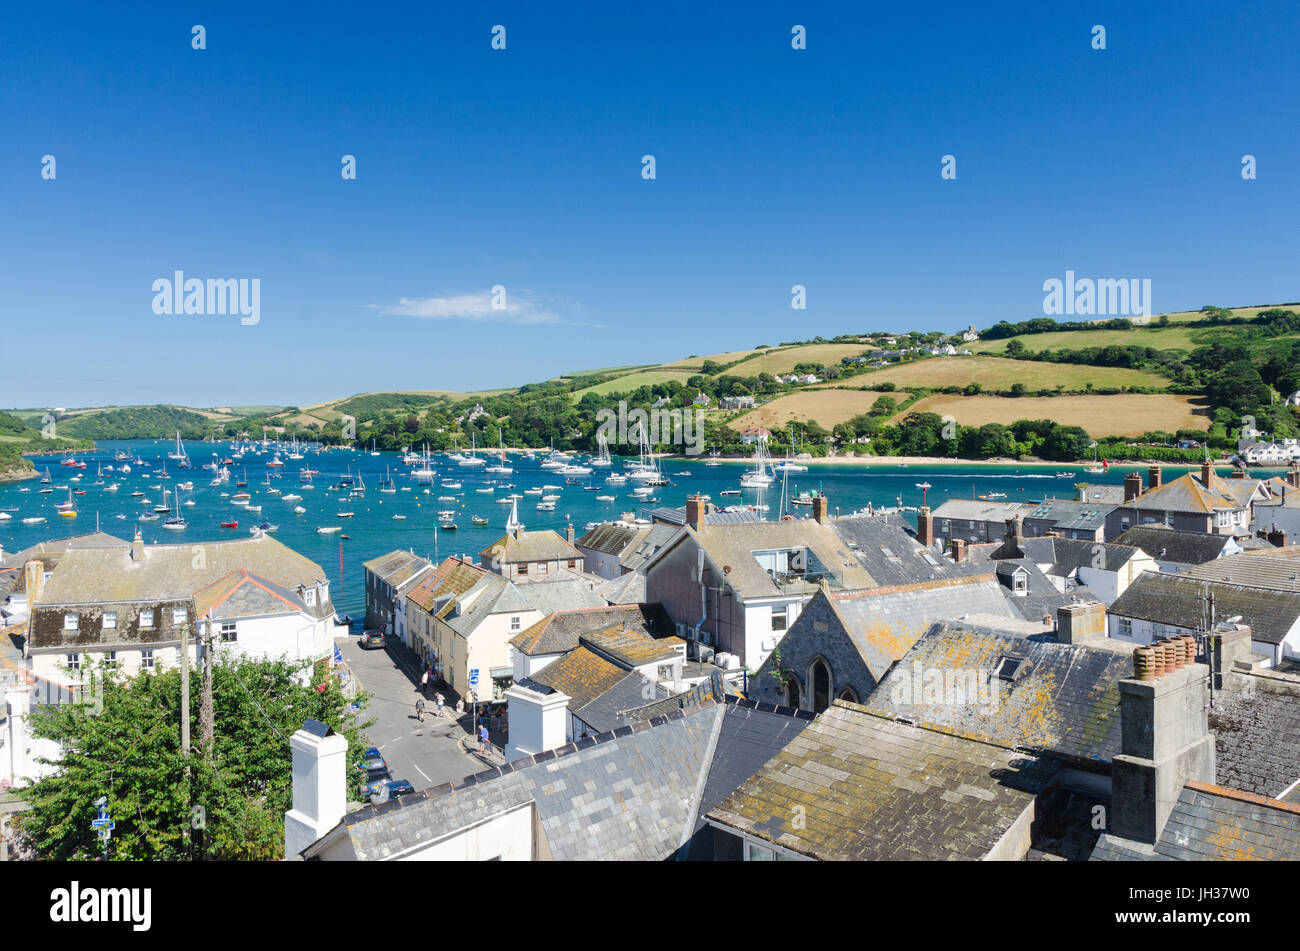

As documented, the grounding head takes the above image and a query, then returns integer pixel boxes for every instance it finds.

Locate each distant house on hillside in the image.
[961,324,980,342]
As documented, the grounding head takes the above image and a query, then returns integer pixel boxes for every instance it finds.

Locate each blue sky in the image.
[2,2,1297,408]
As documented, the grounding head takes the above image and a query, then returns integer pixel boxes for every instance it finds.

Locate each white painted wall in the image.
[394,804,535,861]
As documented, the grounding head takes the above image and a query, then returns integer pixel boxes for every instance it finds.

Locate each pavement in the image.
[335,633,483,790]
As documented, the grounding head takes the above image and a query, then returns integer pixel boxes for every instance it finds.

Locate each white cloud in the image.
[368,289,579,325]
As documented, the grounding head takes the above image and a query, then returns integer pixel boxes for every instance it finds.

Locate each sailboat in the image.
[93,463,105,486]
[590,432,613,468]
[1085,443,1107,475]
[379,465,397,493]
[505,497,524,533]
[740,435,775,488]
[370,439,380,457]
[459,434,487,467]
[163,488,187,530]
[56,486,78,518]
[484,430,513,474]
[40,467,52,485]
[168,430,188,461]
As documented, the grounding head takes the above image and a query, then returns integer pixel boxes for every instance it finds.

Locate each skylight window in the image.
[993,657,1022,681]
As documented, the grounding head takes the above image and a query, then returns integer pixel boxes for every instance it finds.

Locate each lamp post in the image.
[916,482,932,508]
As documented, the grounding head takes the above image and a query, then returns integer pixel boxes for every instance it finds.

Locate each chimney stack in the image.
[1267,524,1288,548]
[949,537,967,563]
[565,522,575,545]
[1201,461,1214,487]
[1110,645,1215,845]
[23,560,45,605]
[811,493,830,525]
[1287,465,1300,489]
[1147,465,1162,489]
[1056,601,1105,644]
[1230,466,1247,480]
[284,719,349,858]
[131,528,145,562]
[1123,472,1143,502]
[685,494,707,531]
[915,504,933,544]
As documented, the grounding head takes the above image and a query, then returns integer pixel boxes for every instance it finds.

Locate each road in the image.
[337,634,481,790]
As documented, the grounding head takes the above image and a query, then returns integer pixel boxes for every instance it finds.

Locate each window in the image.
[509,616,521,633]
[811,659,831,714]
[305,588,316,606]
[518,563,528,575]
[66,653,81,672]
[172,607,187,626]
[1117,617,1133,638]
[657,664,674,680]
[140,609,154,628]
[537,562,548,575]
[771,607,789,632]
[567,560,577,569]
[64,613,78,630]
[141,649,155,670]
[220,622,237,642]
[175,647,184,666]
[104,651,118,669]
[993,657,1022,681]
[102,612,117,630]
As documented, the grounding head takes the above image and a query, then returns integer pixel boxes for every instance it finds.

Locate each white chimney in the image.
[284,719,348,858]
[504,683,570,761]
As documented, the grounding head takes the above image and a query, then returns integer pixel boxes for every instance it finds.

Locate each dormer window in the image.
[305,588,316,606]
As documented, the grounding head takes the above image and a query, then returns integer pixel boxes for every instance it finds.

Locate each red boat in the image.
[220,521,238,528]
[73,490,86,495]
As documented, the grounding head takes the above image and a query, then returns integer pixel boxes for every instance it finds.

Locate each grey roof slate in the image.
[867,621,1129,763]
[1109,572,1300,646]
[1151,782,1300,860]
[1113,525,1235,565]
[1209,690,1300,798]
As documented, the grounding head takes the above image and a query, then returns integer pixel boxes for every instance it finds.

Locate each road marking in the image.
[412,763,431,783]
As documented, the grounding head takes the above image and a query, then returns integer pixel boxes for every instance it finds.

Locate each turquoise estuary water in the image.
[0,441,1278,621]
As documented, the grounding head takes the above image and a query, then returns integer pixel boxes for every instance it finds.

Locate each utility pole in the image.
[200,614,214,756]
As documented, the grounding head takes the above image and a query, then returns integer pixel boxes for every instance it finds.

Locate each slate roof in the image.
[526,646,630,709]
[594,571,645,604]
[1020,498,1114,533]
[312,699,724,861]
[360,550,432,589]
[1021,536,1142,572]
[1209,691,1300,798]
[570,671,671,735]
[930,499,1029,523]
[509,603,674,657]
[575,523,641,557]
[960,543,1102,624]
[829,514,958,586]
[193,569,313,620]
[0,531,129,570]
[1120,469,1256,515]
[1109,571,1300,646]
[647,507,761,527]
[1180,549,1300,592]
[866,621,1130,764]
[406,558,482,614]
[657,520,874,601]
[582,625,682,667]
[479,528,582,565]
[618,525,677,572]
[1077,483,1127,505]
[1112,525,1235,565]
[1097,782,1300,861]
[35,533,327,606]
[826,575,1031,682]
[707,700,1058,860]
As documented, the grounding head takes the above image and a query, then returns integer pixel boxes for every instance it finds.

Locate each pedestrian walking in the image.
[455,698,464,716]
[420,667,429,696]
[478,722,490,751]
[415,698,425,722]
[435,692,445,717]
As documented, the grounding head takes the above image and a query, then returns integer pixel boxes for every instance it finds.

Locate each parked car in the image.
[362,778,416,801]
[356,749,389,784]
[360,631,386,649]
